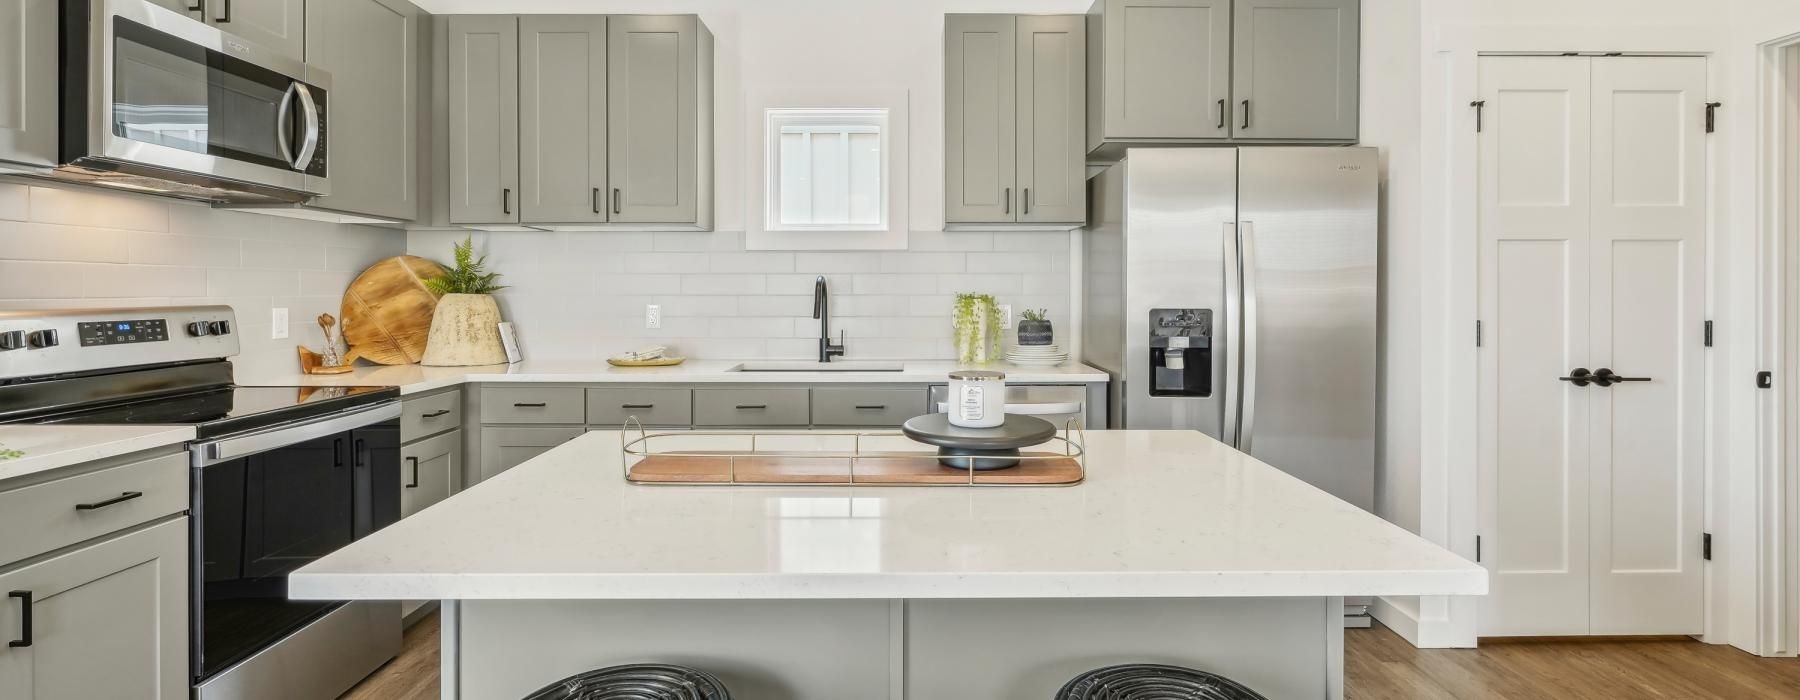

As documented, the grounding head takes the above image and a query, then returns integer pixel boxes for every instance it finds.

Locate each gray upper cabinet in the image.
[607,15,713,227]
[448,15,521,224]
[944,15,1015,224]
[304,0,421,221]
[1088,0,1231,155]
[0,518,188,700]
[1016,15,1086,224]
[0,0,56,168]
[1230,0,1358,141]
[944,14,1085,227]
[209,0,306,58]
[520,15,608,224]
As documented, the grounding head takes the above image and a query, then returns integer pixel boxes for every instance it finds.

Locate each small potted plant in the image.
[1017,308,1053,346]
[421,236,510,366]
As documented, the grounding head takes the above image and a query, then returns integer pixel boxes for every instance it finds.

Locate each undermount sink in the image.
[728,361,906,372]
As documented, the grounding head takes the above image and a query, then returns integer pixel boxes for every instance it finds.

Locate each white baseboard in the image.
[1373,596,1475,649]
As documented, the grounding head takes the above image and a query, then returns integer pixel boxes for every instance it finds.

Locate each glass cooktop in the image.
[26,385,398,439]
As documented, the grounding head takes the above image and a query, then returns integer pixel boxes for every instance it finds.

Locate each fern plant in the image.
[425,236,507,295]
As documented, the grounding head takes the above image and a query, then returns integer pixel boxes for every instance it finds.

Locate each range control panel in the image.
[0,306,239,381]
[78,319,171,346]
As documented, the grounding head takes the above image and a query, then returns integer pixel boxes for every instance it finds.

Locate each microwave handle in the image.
[292,84,320,170]
[276,83,297,166]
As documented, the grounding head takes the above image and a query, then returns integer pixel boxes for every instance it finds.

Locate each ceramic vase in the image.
[1017,318,1054,346]
[421,293,507,366]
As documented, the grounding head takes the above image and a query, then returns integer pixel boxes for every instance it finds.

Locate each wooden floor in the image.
[343,612,1800,699]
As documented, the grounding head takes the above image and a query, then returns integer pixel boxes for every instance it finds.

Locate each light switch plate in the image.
[645,304,661,329]
[271,307,288,339]
[998,304,1013,329]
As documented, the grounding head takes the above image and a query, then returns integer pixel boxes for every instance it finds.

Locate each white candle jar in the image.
[948,370,1007,428]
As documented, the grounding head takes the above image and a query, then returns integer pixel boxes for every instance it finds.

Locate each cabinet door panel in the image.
[1101,0,1231,140]
[213,0,305,58]
[0,518,188,700]
[1230,0,1357,140]
[304,0,418,220]
[521,15,607,224]
[478,427,584,482]
[401,430,461,519]
[448,15,520,224]
[0,0,57,167]
[1016,15,1086,224]
[607,15,699,223]
[944,14,1016,223]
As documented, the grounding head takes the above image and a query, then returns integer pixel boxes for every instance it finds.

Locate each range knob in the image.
[27,329,58,348]
[209,320,231,336]
[187,321,210,337]
[0,330,22,351]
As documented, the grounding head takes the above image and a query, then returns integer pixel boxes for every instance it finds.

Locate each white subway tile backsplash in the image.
[680,274,766,295]
[708,252,794,273]
[711,317,802,338]
[1,221,133,263]
[735,295,809,316]
[766,273,851,295]
[624,252,709,273]
[125,232,240,267]
[566,231,655,254]
[0,183,28,220]
[243,239,327,269]
[966,252,1054,274]
[880,252,965,273]
[853,273,936,295]
[596,274,683,296]
[0,261,86,298]
[29,186,167,232]
[908,229,994,251]
[654,230,741,251]
[208,268,300,297]
[935,273,1022,295]
[87,264,208,298]
[655,295,742,316]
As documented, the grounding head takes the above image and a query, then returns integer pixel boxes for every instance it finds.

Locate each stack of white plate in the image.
[1005,344,1069,367]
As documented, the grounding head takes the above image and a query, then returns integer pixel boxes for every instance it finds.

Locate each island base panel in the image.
[447,597,1344,699]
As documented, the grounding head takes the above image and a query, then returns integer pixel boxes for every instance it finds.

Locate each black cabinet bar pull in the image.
[592,187,600,214]
[620,404,655,409]
[1592,368,1651,387]
[421,409,451,418]
[513,402,548,407]
[404,457,420,488]
[1240,100,1251,129]
[75,491,142,511]
[216,0,230,22]
[1216,98,1226,129]
[613,188,621,215]
[1003,187,1010,214]
[735,404,767,410]
[1024,188,1031,215]
[854,405,887,410]
[1558,368,1593,387]
[334,437,345,467]
[7,591,29,648]
[502,188,512,215]
[186,0,204,13]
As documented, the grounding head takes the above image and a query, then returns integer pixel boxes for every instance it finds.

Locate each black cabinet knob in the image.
[26,329,56,348]
[187,321,210,337]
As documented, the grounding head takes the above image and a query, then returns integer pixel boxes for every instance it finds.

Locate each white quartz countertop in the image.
[0,425,195,483]
[290,430,1486,601]
[238,359,1109,395]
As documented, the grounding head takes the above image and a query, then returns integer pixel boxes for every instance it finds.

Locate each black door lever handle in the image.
[1592,368,1651,387]
[1558,368,1593,387]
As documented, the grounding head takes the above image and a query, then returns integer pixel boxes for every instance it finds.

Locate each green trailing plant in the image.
[0,444,21,460]
[1020,308,1048,322]
[953,292,1002,363]
[425,236,507,296]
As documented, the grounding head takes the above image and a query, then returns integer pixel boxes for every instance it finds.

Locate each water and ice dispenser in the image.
[1148,308,1211,397]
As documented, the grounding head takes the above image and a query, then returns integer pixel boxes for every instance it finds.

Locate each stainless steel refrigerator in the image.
[1082,146,1378,512]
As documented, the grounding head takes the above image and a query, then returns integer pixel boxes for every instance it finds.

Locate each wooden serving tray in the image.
[627,453,1083,485]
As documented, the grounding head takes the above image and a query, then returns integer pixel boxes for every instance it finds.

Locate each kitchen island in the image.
[290,430,1483,699]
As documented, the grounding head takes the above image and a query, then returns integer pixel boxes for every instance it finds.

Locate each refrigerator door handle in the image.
[1222,221,1242,448]
[1239,220,1259,454]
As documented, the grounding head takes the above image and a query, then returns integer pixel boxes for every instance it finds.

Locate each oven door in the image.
[189,403,398,683]
[70,0,330,196]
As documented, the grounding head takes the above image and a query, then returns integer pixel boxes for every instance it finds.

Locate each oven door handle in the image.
[198,402,400,465]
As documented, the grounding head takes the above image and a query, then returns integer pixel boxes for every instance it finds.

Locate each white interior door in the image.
[1477,55,1707,637]
[1478,55,1594,636]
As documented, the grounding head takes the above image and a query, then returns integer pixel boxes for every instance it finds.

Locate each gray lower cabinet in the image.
[1230,0,1358,141]
[811,387,927,427]
[693,388,810,427]
[304,0,422,220]
[207,0,306,59]
[0,517,188,700]
[448,15,522,224]
[588,388,692,427]
[606,15,713,227]
[520,15,608,224]
[479,426,585,481]
[0,0,57,168]
[480,387,586,424]
[944,14,1085,227]
[401,430,461,518]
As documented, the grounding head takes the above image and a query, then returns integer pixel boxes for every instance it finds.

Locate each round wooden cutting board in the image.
[340,255,447,365]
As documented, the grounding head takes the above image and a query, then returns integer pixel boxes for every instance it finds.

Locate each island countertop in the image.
[289,430,1486,601]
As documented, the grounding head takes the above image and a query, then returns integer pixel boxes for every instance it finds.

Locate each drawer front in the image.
[588,388,693,427]
[401,430,461,519]
[401,389,463,442]
[693,388,810,426]
[811,388,927,427]
[0,452,188,566]
[480,387,586,424]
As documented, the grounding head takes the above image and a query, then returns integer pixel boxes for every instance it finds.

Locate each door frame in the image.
[1412,21,1733,650]
[1765,33,1800,660]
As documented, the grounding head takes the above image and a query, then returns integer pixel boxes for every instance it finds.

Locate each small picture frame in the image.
[497,321,522,364]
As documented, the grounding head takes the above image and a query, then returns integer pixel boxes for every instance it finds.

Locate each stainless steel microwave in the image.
[55,0,330,203]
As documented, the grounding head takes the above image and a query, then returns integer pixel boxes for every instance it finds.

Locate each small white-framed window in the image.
[768,109,888,231]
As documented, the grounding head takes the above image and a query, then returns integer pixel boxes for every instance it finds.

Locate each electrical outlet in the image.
[999,304,1013,329]
[645,304,662,329]
[271,307,289,339]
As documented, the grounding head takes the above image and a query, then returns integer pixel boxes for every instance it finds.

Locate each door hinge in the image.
[1704,320,1713,347]
[1758,371,1774,389]
[1471,100,1487,132]
[1703,533,1712,561]
[1475,320,1483,347]
[1475,535,1482,563]
[1706,102,1722,133]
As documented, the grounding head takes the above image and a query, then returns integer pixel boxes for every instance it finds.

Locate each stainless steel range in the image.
[0,305,400,700]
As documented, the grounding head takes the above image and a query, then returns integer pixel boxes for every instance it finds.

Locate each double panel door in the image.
[944,14,1085,224]
[1477,55,1707,636]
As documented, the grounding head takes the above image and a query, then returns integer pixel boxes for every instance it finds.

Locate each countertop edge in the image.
[0,425,196,484]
